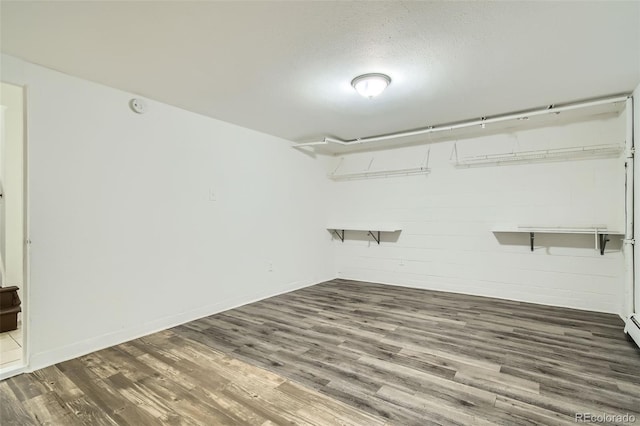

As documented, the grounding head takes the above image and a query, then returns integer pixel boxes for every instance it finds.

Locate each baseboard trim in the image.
[0,363,27,381]
[27,276,334,373]
[336,274,620,316]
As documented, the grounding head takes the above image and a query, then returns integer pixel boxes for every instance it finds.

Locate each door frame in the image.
[0,82,29,380]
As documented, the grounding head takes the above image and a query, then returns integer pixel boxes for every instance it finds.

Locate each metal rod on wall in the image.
[295,95,629,148]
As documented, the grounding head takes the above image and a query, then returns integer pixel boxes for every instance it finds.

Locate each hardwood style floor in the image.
[1,279,639,425]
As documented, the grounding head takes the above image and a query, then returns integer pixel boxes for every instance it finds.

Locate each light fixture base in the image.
[351,73,391,98]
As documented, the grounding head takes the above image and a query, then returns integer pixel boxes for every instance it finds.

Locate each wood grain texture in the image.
[1,279,639,425]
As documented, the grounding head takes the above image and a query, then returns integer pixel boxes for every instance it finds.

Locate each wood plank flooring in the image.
[2,279,640,425]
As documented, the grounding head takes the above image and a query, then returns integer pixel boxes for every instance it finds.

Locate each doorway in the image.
[0,82,26,375]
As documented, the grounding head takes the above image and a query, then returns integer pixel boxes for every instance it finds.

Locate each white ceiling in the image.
[1,1,639,143]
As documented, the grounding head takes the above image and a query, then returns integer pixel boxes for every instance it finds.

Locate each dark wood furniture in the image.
[0,285,21,332]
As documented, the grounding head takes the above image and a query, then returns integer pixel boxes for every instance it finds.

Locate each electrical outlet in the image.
[268,262,273,272]
[208,188,217,201]
[399,259,405,266]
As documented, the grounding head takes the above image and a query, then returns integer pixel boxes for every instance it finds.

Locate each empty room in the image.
[1,1,640,425]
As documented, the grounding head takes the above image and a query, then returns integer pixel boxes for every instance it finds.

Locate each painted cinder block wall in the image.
[326,112,628,315]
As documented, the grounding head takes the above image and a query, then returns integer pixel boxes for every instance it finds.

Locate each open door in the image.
[0,82,26,376]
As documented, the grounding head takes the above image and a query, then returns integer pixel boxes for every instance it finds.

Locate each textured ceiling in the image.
[1,1,639,142]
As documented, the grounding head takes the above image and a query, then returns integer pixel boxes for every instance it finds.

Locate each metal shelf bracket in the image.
[598,233,609,255]
[530,232,534,251]
[529,231,610,254]
[368,231,381,245]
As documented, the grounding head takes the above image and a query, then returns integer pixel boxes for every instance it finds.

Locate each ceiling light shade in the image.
[351,73,391,98]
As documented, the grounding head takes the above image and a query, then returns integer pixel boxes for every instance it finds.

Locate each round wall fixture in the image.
[351,73,391,98]
[129,98,147,114]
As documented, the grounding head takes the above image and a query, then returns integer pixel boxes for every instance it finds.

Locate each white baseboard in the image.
[336,274,619,315]
[0,363,26,381]
[27,275,333,373]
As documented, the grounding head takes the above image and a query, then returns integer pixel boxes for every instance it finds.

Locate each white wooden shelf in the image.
[453,143,623,167]
[492,225,624,255]
[327,224,402,244]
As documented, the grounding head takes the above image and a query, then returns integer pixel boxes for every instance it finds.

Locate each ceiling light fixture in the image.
[351,73,391,98]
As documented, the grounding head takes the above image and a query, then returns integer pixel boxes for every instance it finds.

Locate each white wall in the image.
[0,50,633,372]
[327,113,628,315]
[0,54,334,371]
[0,82,24,290]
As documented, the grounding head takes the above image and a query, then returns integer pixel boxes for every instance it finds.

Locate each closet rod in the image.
[295,94,630,148]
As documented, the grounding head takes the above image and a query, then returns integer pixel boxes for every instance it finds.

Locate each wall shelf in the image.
[453,143,623,167]
[327,224,402,245]
[492,226,624,255]
[328,149,430,181]
[328,166,430,181]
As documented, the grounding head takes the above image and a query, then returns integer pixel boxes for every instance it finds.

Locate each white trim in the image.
[0,83,28,380]
[336,275,620,315]
[624,97,634,319]
[0,363,26,381]
[26,276,332,372]
[22,83,30,376]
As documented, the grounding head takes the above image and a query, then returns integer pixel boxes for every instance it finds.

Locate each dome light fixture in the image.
[351,73,391,98]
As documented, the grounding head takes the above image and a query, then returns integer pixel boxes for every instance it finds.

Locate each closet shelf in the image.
[492,225,624,255]
[327,224,402,245]
[329,149,431,181]
[453,143,623,167]
[328,166,430,181]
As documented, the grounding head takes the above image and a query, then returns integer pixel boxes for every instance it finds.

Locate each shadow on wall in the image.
[493,233,623,253]
[328,230,401,245]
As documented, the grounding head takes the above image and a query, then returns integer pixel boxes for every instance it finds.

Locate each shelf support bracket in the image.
[333,229,345,242]
[598,233,609,255]
[369,231,381,245]
[530,232,534,252]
